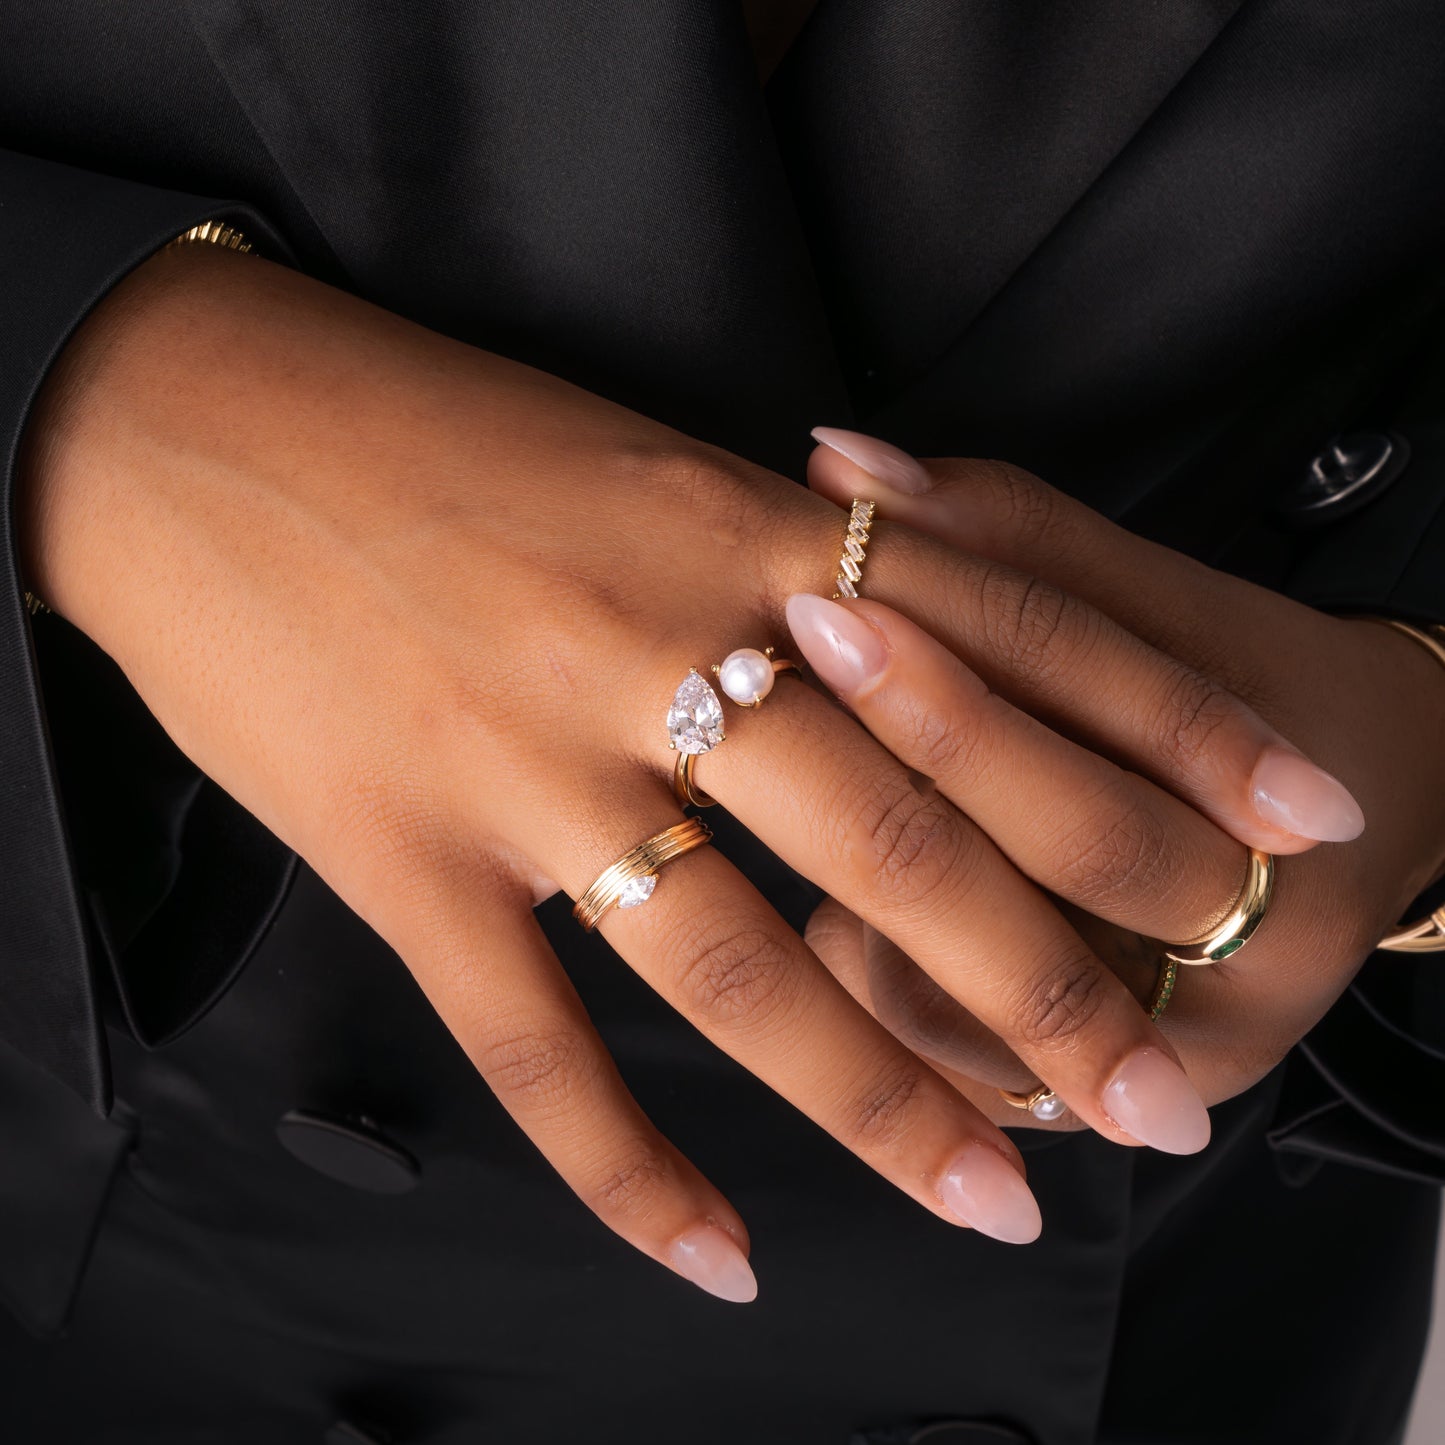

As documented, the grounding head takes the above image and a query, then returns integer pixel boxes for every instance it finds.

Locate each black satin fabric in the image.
[1,2,1443,1440]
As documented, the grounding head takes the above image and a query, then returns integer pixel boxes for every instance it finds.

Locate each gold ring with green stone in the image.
[1160,846,1275,966]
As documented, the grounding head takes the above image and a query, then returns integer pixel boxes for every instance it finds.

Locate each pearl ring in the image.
[667,647,802,809]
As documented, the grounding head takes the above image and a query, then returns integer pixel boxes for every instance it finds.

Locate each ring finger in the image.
[532,786,1048,1244]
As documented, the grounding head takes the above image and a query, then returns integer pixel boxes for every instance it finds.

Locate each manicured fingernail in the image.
[811,426,933,494]
[938,1144,1043,1244]
[786,592,888,693]
[1101,1048,1211,1155]
[667,1225,758,1303]
[1251,749,1365,842]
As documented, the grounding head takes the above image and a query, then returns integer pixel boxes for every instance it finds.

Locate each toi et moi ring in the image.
[667,647,801,809]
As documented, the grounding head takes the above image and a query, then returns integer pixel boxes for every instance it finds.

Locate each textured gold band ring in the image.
[998,954,1180,1121]
[573,817,713,932]
[1160,846,1275,965]
[832,498,876,600]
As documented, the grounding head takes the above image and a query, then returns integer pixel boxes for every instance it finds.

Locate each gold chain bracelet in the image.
[1357,616,1445,952]
[21,219,256,619]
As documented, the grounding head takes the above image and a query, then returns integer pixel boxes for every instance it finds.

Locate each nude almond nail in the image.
[1101,1047,1211,1155]
[667,1225,758,1303]
[1251,748,1365,842]
[938,1144,1043,1244]
[811,426,933,494]
[785,592,888,693]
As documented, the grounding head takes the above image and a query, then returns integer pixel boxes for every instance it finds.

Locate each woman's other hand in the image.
[799,431,1445,1126]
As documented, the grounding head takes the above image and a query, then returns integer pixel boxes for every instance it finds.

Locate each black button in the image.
[277,1109,420,1194]
[324,1422,391,1445]
[909,1425,1035,1445]
[1275,430,1409,526]
[850,1424,1035,1445]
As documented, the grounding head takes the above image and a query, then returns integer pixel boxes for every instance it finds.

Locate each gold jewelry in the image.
[998,1082,1066,1121]
[1347,615,1445,952]
[673,753,715,810]
[1379,907,1445,953]
[20,220,257,621]
[1160,846,1274,965]
[163,219,256,256]
[666,648,801,810]
[573,817,713,931]
[998,955,1179,1121]
[831,498,876,600]
[1363,615,1445,671]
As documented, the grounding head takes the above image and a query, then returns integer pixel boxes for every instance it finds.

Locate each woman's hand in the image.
[17,244,1362,1296]
[796,431,1445,1125]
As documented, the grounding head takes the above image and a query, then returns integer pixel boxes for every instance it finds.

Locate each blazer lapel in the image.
[765,0,1244,413]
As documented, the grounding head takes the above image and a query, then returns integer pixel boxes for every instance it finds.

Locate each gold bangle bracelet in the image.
[1355,616,1445,953]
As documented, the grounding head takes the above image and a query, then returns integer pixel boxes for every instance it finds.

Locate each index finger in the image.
[804,439,1366,853]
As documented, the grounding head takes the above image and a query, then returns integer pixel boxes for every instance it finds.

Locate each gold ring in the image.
[666,648,801,810]
[832,498,876,600]
[998,954,1180,1120]
[573,817,713,932]
[1160,846,1275,965]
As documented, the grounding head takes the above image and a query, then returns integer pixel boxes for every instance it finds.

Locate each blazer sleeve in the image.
[1262,310,1445,1185]
[0,147,300,1119]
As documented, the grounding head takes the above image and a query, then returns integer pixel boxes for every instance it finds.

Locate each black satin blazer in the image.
[1,4,1443,1443]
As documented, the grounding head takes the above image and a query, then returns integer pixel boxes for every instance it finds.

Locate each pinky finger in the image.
[392,866,759,1303]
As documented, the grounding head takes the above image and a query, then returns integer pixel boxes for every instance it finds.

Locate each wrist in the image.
[15,241,259,649]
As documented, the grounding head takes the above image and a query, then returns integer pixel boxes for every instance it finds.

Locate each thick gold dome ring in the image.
[1160,846,1275,965]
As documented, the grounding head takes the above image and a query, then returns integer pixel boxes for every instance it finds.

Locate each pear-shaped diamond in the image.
[667,670,725,754]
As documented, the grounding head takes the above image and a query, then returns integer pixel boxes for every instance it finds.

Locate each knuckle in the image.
[899,698,989,786]
[979,564,1083,677]
[479,1025,592,1107]
[842,1060,930,1153]
[1009,949,1110,1051]
[1156,665,1239,771]
[673,924,799,1032]
[1049,787,1171,914]
[586,1148,675,1220]
[979,460,1064,552]
[862,783,969,908]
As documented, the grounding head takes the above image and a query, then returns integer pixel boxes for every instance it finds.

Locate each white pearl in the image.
[717,648,775,706]
[1031,1092,1066,1121]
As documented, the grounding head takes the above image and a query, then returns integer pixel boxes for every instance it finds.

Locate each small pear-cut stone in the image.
[667,671,725,754]
[1031,1092,1066,1121]
[717,648,775,706]
[616,874,657,909]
